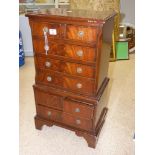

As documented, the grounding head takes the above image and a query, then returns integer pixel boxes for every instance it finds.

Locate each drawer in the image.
[36,70,95,95]
[36,105,92,131]
[34,88,63,110]
[66,25,98,43]
[63,113,92,131]
[33,39,96,63]
[31,22,65,39]
[64,98,94,119]
[36,105,62,122]
[36,57,95,78]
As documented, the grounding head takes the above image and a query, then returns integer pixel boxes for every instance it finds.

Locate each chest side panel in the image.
[96,17,114,91]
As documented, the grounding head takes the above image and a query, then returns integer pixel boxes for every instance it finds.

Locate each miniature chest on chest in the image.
[26,8,115,148]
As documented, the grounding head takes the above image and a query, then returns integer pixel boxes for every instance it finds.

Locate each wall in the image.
[120,0,135,26]
[19,15,33,56]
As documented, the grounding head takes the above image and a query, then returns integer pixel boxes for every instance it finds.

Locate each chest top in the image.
[25,8,116,24]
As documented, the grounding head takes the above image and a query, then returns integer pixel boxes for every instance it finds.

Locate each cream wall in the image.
[120,0,135,26]
[19,15,33,56]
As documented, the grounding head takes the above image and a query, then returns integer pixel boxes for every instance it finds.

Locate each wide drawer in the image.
[36,70,95,95]
[33,39,96,63]
[66,25,98,43]
[64,98,94,119]
[36,56,95,78]
[34,87,63,110]
[31,21,65,39]
[36,105,92,131]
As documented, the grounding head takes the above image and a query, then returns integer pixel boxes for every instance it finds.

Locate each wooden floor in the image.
[19,54,135,155]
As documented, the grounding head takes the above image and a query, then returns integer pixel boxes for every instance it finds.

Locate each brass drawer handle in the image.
[76,67,82,73]
[43,26,49,55]
[78,31,84,37]
[43,27,48,33]
[47,76,52,82]
[75,108,80,113]
[76,50,83,57]
[76,119,81,125]
[76,83,82,89]
[45,61,51,67]
[47,111,51,117]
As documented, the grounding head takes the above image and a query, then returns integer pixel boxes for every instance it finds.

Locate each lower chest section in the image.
[34,86,95,132]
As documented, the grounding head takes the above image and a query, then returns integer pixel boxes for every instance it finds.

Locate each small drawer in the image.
[36,105,62,122]
[36,57,95,78]
[64,44,96,62]
[63,77,94,95]
[33,39,96,63]
[63,113,92,131]
[66,25,98,43]
[64,98,94,119]
[32,22,65,38]
[36,70,95,96]
[34,88,63,110]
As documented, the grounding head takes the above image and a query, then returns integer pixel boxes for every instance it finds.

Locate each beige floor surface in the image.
[19,54,135,155]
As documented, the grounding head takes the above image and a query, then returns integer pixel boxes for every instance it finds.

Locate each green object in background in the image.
[116,41,129,60]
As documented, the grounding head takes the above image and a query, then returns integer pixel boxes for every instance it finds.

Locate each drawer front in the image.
[32,22,65,38]
[33,39,96,62]
[36,70,95,95]
[64,99,94,119]
[36,105,92,131]
[36,105,62,122]
[34,88,63,110]
[36,57,95,78]
[63,113,92,131]
[66,25,98,43]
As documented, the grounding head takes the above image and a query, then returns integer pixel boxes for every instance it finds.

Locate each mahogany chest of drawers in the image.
[26,8,115,148]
